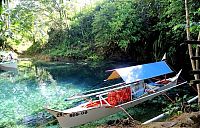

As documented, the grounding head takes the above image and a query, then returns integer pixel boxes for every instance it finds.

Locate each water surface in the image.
[0,60,141,127]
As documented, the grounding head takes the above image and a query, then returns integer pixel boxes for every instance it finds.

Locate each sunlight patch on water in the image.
[0,71,82,127]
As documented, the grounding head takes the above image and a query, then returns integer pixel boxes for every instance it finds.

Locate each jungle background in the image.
[0,0,199,64]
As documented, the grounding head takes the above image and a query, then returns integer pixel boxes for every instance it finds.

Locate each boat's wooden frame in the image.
[44,70,186,128]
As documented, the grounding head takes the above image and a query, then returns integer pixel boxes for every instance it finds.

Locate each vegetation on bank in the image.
[0,0,199,63]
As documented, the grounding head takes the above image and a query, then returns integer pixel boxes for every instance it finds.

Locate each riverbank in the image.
[143,112,200,128]
[97,112,200,128]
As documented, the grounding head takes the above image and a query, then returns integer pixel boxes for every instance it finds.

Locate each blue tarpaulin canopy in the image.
[107,61,173,84]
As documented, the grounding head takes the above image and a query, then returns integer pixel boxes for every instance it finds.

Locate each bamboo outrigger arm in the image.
[142,95,198,125]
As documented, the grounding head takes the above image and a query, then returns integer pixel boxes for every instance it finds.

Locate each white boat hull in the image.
[45,106,120,128]
[0,61,17,71]
[45,79,186,128]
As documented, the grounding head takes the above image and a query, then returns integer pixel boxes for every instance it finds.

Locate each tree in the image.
[0,0,12,50]
[92,1,143,59]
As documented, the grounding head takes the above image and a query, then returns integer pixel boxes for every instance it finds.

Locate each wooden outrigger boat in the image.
[0,51,18,71]
[45,61,186,128]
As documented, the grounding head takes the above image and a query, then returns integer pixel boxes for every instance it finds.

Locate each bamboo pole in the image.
[185,0,195,69]
[185,0,200,104]
[118,106,134,120]
[196,32,200,104]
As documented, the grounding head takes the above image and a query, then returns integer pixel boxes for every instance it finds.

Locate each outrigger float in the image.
[0,51,18,71]
[45,61,187,128]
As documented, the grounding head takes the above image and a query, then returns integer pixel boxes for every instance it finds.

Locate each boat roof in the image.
[107,61,173,84]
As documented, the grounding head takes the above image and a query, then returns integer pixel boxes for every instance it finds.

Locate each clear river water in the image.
[0,60,168,128]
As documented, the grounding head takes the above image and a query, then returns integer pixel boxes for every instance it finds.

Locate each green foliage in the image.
[35,0,144,60]
[26,41,42,55]
[0,0,199,62]
[163,95,199,116]
[163,98,182,116]
[92,1,142,50]
[87,54,103,61]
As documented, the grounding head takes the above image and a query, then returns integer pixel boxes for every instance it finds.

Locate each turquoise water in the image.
[0,60,140,127]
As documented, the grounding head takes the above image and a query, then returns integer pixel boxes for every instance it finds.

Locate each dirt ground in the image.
[98,112,200,128]
[142,112,200,128]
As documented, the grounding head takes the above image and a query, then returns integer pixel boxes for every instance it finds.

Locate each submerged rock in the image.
[20,112,54,127]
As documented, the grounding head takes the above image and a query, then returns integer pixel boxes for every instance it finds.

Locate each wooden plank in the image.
[191,56,200,60]
[190,70,200,74]
[190,79,200,85]
[189,82,198,86]
[185,40,200,44]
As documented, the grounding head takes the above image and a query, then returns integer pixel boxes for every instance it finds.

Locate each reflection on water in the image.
[0,60,136,127]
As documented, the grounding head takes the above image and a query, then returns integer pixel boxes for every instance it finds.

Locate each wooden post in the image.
[185,0,195,69]
[197,32,200,104]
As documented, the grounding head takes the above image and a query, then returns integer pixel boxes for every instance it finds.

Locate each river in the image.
[0,60,170,128]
